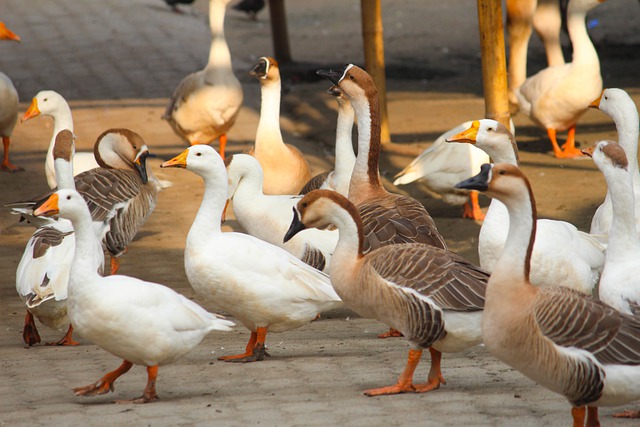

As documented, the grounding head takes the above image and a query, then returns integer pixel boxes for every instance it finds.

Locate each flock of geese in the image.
[2,0,640,425]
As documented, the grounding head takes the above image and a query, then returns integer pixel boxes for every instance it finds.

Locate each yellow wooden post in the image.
[269,0,292,63]
[476,0,511,129]
[361,0,391,143]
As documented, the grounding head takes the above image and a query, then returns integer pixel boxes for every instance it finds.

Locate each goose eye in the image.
[349,75,355,81]
[604,96,608,100]
[301,202,308,208]
[498,170,505,175]
[196,152,202,157]
[43,98,48,102]
[487,127,493,132]
[66,195,71,200]
[133,145,137,150]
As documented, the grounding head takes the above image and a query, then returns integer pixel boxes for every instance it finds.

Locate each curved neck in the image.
[54,158,76,190]
[327,202,364,262]
[230,167,264,201]
[333,102,356,189]
[189,170,226,246]
[255,80,284,147]
[70,206,102,281]
[478,141,518,165]
[610,103,640,181]
[348,93,382,200]
[205,0,232,79]
[605,167,640,258]
[45,107,74,187]
[567,4,598,67]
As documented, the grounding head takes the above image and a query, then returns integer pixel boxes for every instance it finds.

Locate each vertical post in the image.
[269,0,292,64]
[476,0,511,129]
[361,0,391,143]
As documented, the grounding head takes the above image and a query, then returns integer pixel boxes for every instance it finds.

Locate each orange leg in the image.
[219,327,270,362]
[586,406,600,427]
[377,328,403,339]
[110,256,120,275]
[115,365,159,404]
[1,136,23,172]
[73,360,133,397]
[560,126,585,158]
[462,191,486,221]
[23,311,41,346]
[572,406,586,427]
[364,349,423,396]
[218,134,227,161]
[415,347,447,392]
[46,324,80,346]
[612,408,640,419]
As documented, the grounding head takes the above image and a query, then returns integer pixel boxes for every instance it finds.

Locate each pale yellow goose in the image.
[456,162,640,426]
[0,22,21,172]
[285,189,487,396]
[163,0,243,160]
[249,56,312,195]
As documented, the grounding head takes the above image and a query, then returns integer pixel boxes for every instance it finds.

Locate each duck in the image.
[393,121,491,221]
[160,144,342,362]
[299,85,356,197]
[455,162,640,427]
[33,188,234,403]
[225,153,338,272]
[16,130,105,347]
[163,0,243,160]
[514,0,605,158]
[249,56,312,194]
[284,189,488,396]
[447,119,605,294]
[584,140,640,419]
[588,88,640,237]
[21,90,99,188]
[0,22,22,172]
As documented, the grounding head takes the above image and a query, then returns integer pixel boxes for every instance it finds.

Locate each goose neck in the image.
[348,93,382,198]
[188,170,226,245]
[612,105,640,181]
[69,206,102,283]
[481,141,518,165]
[566,4,598,66]
[54,158,75,190]
[205,0,232,76]
[328,202,365,267]
[255,80,284,146]
[334,103,356,184]
[606,168,640,257]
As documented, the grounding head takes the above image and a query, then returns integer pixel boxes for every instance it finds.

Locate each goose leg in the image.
[364,349,422,396]
[586,406,600,426]
[110,255,120,275]
[218,134,227,161]
[2,136,23,172]
[219,327,270,362]
[114,365,159,404]
[73,360,133,397]
[571,406,586,427]
[462,191,486,220]
[414,347,447,392]
[377,327,403,339]
[46,324,80,346]
[612,409,640,418]
[560,126,585,158]
[23,311,41,346]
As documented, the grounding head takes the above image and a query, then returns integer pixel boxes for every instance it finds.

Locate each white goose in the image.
[299,85,356,197]
[249,56,312,194]
[21,90,98,188]
[285,189,488,396]
[160,144,342,362]
[456,162,640,427]
[33,188,234,404]
[0,22,21,172]
[225,153,338,272]
[589,88,640,237]
[515,0,605,158]
[163,0,243,160]
[448,119,604,294]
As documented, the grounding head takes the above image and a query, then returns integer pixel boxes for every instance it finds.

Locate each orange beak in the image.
[0,23,20,42]
[160,149,189,169]
[589,91,604,109]
[447,120,480,143]
[581,146,596,157]
[22,98,41,122]
[33,193,60,217]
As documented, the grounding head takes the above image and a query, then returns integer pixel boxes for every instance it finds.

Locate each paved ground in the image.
[1,0,639,425]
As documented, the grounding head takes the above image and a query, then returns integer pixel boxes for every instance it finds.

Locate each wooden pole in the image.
[476,0,511,129]
[268,0,292,64]
[360,0,391,143]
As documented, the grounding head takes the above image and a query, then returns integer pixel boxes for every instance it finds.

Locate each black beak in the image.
[250,58,268,78]
[135,151,150,184]
[455,163,493,192]
[284,207,306,243]
[326,85,342,97]
[317,65,349,85]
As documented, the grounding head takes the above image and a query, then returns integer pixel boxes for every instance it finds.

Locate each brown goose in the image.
[285,189,487,396]
[0,22,21,172]
[456,162,640,426]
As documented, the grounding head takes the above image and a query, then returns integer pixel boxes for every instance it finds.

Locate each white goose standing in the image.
[0,22,22,172]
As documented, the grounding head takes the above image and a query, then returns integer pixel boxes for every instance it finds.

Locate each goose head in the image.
[224,154,263,198]
[161,144,224,177]
[317,64,377,107]
[447,119,519,163]
[53,129,76,163]
[33,189,89,223]
[0,22,20,42]
[250,56,280,84]
[582,140,629,176]
[589,88,638,120]
[327,85,353,112]
[456,163,533,208]
[94,129,150,183]
[22,90,68,122]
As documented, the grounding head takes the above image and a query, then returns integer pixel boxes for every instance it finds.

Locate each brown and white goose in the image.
[456,162,640,426]
[285,189,487,396]
[0,22,21,172]
[249,56,312,194]
[163,0,243,160]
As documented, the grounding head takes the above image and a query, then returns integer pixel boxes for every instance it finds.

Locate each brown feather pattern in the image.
[300,245,327,271]
[299,171,331,195]
[31,226,74,259]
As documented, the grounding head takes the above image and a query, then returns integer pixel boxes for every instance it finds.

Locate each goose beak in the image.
[249,58,269,79]
[33,193,59,217]
[317,65,348,85]
[22,98,41,122]
[447,121,480,144]
[589,92,604,109]
[134,147,150,184]
[0,24,20,42]
[326,85,343,97]
[284,207,306,243]
[581,146,596,157]
[455,164,493,192]
[161,149,189,169]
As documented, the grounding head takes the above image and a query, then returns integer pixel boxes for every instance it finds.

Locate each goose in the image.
[163,0,243,160]
[455,162,640,427]
[514,0,605,158]
[225,153,338,272]
[284,189,488,396]
[21,90,99,188]
[588,88,640,237]
[33,188,234,403]
[0,22,21,172]
[584,140,640,419]
[160,144,342,362]
[393,121,491,221]
[299,85,356,197]
[16,130,105,347]
[447,119,605,294]
[249,56,312,194]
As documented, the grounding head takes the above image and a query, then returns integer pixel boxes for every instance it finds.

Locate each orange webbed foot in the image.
[377,328,403,339]
[45,325,80,346]
[364,382,417,396]
[224,343,269,363]
[73,380,115,397]
[612,409,640,418]
[1,162,24,172]
[23,311,41,346]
